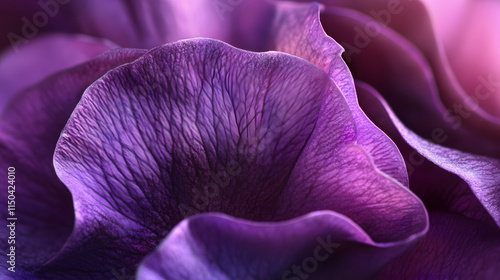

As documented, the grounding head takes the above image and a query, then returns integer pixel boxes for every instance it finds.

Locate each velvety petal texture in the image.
[47,39,427,278]
[0,33,116,112]
[0,48,145,276]
[138,212,424,280]
[4,1,496,279]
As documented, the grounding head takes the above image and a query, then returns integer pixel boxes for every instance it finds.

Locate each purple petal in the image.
[321,6,500,158]
[47,38,335,278]
[49,39,426,278]
[318,0,500,138]
[270,2,408,186]
[355,81,500,277]
[272,79,427,242]
[0,33,116,112]
[356,81,500,228]
[138,212,425,280]
[68,0,202,48]
[268,3,426,242]
[357,81,497,228]
[0,48,145,274]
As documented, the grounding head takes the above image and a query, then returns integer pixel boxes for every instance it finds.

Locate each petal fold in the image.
[270,1,408,186]
[48,39,426,278]
[321,6,500,157]
[138,212,425,280]
[356,81,500,228]
[318,0,500,137]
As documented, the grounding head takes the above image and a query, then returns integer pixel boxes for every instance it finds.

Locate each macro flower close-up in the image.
[1,0,499,279]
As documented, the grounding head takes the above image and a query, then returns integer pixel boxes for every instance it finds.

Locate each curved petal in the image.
[356,81,500,277]
[356,81,500,228]
[321,7,500,158]
[0,33,117,112]
[270,1,408,186]
[0,47,146,275]
[47,39,427,278]
[138,211,425,280]
[316,0,500,137]
[46,38,338,278]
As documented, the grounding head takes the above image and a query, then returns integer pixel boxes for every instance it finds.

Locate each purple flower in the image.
[0,0,499,279]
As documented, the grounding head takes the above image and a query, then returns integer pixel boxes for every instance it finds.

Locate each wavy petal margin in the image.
[270,2,408,186]
[355,81,500,279]
[320,5,500,158]
[315,0,500,138]
[356,81,500,228]
[138,211,425,280]
[47,39,427,278]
